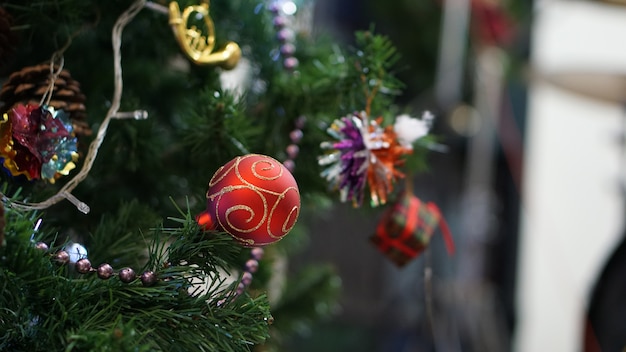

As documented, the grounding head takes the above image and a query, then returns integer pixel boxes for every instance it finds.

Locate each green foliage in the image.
[365,0,442,103]
[178,88,259,179]
[0,203,271,351]
[352,29,404,114]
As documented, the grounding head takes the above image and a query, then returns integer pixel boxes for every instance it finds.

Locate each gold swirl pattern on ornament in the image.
[233,156,290,198]
[283,204,300,234]
[207,158,236,190]
[250,159,283,181]
[208,184,268,234]
[224,196,265,234]
[266,186,300,239]
[207,155,293,198]
[206,155,301,245]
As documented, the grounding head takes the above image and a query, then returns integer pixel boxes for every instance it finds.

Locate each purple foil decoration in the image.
[319,113,370,205]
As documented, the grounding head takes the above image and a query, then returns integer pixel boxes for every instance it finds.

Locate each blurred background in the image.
[287,0,626,351]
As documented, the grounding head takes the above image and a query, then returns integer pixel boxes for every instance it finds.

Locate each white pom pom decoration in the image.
[393,111,434,148]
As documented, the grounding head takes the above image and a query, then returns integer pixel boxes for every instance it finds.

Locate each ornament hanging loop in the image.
[41,55,65,107]
[168,1,241,70]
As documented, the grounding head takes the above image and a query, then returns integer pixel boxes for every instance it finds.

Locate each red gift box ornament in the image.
[370,190,455,267]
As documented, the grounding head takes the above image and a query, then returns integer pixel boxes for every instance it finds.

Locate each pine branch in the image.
[0,204,271,351]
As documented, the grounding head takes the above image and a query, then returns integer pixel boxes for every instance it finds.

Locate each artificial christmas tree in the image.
[0,0,443,350]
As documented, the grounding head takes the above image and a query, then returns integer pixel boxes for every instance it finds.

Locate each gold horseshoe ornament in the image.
[169,1,241,70]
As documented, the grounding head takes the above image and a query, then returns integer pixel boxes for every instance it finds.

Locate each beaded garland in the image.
[218,247,265,305]
[33,238,265,298]
[282,115,305,173]
[34,240,158,286]
[268,0,299,71]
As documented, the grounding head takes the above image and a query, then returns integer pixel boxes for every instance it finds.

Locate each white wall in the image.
[516,1,626,351]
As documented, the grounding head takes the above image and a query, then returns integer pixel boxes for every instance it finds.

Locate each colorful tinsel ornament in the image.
[0,103,79,183]
[319,111,425,207]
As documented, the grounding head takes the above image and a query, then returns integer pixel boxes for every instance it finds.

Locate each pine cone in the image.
[0,7,18,68]
[0,63,91,136]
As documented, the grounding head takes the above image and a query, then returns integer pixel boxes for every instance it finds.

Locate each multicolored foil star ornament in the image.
[319,111,432,207]
[0,104,79,183]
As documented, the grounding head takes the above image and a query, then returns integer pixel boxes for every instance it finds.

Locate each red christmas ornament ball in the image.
[206,154,300,247]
